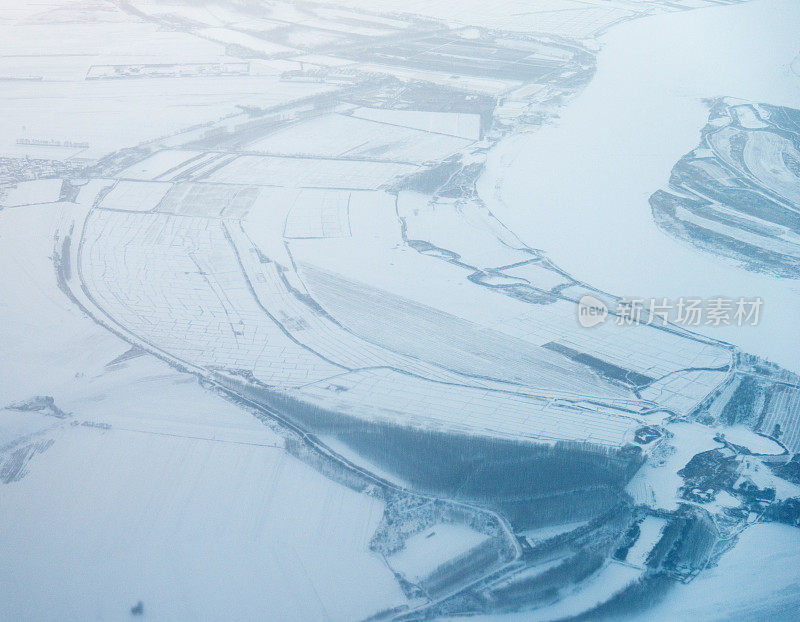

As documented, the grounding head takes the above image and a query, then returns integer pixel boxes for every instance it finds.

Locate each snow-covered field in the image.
[388,523,489,583]
[0,202,406,620]
[3,0,800,619]
[0,423,404,620]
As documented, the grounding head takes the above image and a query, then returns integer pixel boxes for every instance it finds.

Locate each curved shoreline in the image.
[479,0,800,371]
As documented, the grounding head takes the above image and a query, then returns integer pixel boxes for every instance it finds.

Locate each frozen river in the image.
[481,0,800,371]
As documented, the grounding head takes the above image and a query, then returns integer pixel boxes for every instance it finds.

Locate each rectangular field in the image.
[207,155,418,189]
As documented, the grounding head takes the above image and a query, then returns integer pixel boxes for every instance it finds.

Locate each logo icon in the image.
[578,295,608,328]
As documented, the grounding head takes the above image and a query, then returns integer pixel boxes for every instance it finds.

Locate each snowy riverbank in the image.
[480,0,800,371]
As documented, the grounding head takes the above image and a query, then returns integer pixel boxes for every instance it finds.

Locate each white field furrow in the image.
[227,221,496,385]
[673,204,800,259]
[81,210,341,387]
[299,264,637,400]
[297,368,641,447]
[741,130,800,207]
[759,386,800,453]
[246,113,471,164]
[493,300,732,377]
[207,155,419,189]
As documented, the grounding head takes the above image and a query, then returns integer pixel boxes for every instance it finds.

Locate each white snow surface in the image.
[389,524,489,582]
[626,422,721,511]
[480,0,800,372]
[722,426,785,455]
[0,202,405,620]
[625,523,800,621]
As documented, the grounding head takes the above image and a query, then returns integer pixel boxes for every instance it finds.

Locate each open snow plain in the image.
[2,0,799,620]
